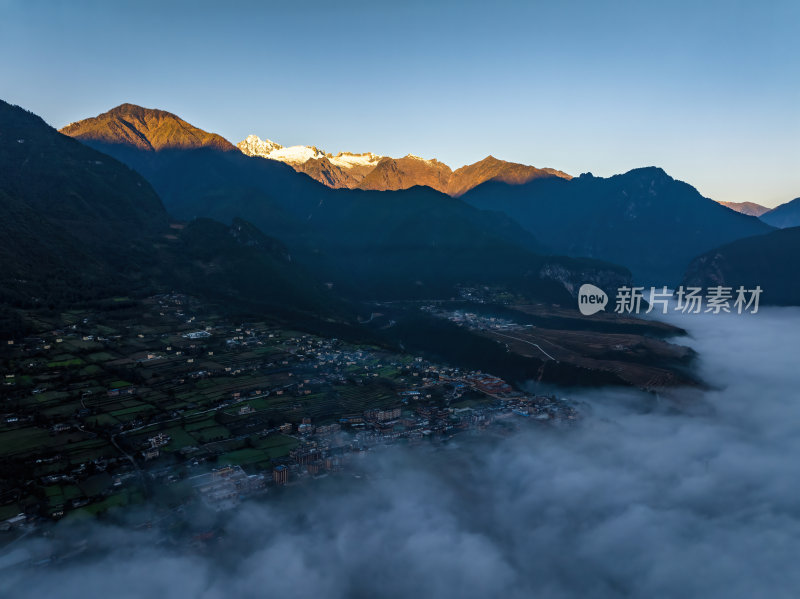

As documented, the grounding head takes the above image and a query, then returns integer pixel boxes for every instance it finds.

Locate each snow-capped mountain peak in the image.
[238,134,283,156]
[237,134,326,165]
[404,153,437,165]
[234,134,570,195]
[237,135,384,169]
[327,151,384,169]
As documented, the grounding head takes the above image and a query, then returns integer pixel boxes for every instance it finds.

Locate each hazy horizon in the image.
[1,0,798,207]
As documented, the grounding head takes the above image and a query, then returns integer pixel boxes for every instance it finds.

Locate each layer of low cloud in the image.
[3,308,800,599]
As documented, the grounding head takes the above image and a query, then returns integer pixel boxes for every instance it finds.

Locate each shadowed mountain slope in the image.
[460,168,774,285]
[760,198,800,229]
[683,226,800,306]
[0,100,336,318]
[0,100,166,304]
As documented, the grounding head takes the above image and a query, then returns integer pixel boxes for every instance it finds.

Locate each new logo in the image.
[578,284,608,315]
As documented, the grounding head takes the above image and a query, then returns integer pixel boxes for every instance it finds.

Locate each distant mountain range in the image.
[60,103,623,302]
[54,102,798,299]
[717,201,770,217]
[716,199,800,229]
[2,97,796,314]
[236,134,571,195]
[760,198,800,229]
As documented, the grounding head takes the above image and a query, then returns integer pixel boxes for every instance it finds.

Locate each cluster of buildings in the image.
[250,387,579,493]
[190,465,266,511]
[422,307,530,333]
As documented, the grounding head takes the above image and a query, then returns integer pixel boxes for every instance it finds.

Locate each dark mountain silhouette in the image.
[0,99,335,317]
[62,104,629,302]
[460,167,774,285]
[0,99,166,304]
[166,217,337,317]
[683,226,800,305]
[760,198,800,229]
[717,201,770,217]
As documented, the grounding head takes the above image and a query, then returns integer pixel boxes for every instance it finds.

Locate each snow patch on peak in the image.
[237,135,325,164]
[269,145,327,164]
[237,135,283,157]
[328,152,384,169]
[404,154,436,165]
[237,135,385,169]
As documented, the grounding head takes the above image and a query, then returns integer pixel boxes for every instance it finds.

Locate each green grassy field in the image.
[192,425,231,442]
[0,427,59,456]
[216,434,299,468]
[47,358,85,368]
[0,300,422,520]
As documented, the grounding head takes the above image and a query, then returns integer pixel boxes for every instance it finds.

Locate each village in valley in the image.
[0,293,578,542]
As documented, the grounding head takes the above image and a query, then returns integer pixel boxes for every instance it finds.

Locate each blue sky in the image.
[1,0,798,206]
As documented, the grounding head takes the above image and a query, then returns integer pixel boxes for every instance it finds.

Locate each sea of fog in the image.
[3,307,800,599]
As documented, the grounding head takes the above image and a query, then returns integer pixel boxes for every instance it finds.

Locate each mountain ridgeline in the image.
[760,198,800,229]
[52,102,796,305]
[460,169,774,285]
[60,103,628,302]
[717,201,770,217]
[236,133,572,195]
[61,103,235,153]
